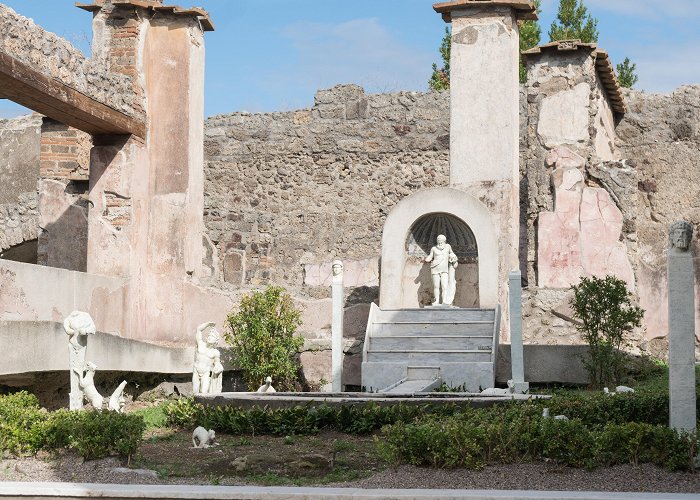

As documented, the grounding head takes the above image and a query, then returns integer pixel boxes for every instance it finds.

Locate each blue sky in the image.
[1,0,699,118]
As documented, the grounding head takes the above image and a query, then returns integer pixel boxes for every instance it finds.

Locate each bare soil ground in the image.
[2,429,699,493]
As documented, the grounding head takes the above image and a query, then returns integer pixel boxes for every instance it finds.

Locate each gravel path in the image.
[2,455,699,493]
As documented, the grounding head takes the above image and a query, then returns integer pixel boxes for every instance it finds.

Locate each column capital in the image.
[433,0,537,23]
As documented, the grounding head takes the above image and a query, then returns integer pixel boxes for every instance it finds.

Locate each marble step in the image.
[376,308,495,323]
[370,335,493,351]
[372,322,494,336]
[366,350,492,363]
[381,378,442,394]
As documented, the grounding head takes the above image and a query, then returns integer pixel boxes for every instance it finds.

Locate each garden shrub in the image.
[225,285,304,391]
[0,391,145,460]
[569,275,644,388]
[378,412,697,471]
[0,391,47,455]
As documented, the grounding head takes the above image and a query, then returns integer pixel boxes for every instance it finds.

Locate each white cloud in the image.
[585,0,699,19]
[279,18,434,94]
[633,43,700,93]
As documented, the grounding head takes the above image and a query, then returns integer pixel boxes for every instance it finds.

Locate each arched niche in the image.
[380,187,498,309]
[405,213,479,307]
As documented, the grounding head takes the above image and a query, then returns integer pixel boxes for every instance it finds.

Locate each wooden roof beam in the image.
[0,50,145,138]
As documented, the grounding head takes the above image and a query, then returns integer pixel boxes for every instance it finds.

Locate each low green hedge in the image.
[0,391,145,459]
[164,398,463,435]
[378,411,696,471]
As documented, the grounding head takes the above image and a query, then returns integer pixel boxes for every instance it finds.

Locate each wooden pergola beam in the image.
[0,51,145,138]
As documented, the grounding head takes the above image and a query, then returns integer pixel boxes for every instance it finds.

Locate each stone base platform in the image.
[195,391,548,409]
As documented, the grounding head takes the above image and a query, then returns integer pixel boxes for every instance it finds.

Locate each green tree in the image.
[519,0,542,83]
[616,57,639,88]
[428,26,451,91]
[549,0,599,43]
[224,286,304,391]
[569,275,644,388]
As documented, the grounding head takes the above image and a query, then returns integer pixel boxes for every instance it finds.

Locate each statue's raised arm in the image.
[195,321,217,346]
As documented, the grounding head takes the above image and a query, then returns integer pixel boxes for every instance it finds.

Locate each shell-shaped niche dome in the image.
[406,213,478,261]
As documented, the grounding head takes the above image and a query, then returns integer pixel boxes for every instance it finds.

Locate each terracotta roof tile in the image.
[75,1,214,31]
[522,40,626,115]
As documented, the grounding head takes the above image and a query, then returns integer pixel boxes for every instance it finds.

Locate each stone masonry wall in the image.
[0,115,41,258]
[204,85,450,298]
[616,85,700,357]
[0,4,142,119]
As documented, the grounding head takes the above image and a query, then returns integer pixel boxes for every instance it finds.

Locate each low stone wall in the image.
[0,4,141,119]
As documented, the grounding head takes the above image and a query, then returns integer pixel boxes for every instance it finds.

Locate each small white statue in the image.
[615,385,635,393]
[64,311,97,410]
[480,380,515,396]
[74,361,103,409]
[257,376,276,393]
[542,407,568,420]
[424,235,458,306]
[108,380,128,412]
[331,260,343,284]
[193,322,224,394]
[192,426,216,448]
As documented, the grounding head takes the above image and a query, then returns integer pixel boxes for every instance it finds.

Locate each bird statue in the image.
[257,376,276,393]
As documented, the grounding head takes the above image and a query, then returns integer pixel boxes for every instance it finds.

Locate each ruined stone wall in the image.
[0,115,41,260]
[204,85,450,298]
[616,85,700,355]
[0,4,142,119]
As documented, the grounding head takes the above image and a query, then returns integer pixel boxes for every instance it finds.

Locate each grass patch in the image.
[132,403,169,430]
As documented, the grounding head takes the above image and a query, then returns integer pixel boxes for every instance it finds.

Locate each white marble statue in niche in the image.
[193,322,224,394]
[424,234,459,306]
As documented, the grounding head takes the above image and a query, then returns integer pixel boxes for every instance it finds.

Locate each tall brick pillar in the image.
[79,1,214,341]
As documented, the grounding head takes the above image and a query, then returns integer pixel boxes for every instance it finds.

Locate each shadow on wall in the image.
[0,239,38,263]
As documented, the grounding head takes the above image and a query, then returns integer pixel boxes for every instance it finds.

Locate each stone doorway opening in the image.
[403,212,479,308]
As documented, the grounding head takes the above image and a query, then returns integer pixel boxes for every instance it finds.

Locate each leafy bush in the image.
[44,410,145,460]
[0,391,47,455]
[225,286,304,391]
[570,275,644,388]
[164,398,463,436]
[0,391,145,460]
[379,411,697,471]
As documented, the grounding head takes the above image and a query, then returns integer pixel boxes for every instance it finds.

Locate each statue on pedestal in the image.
[424,234,458,306]
[64,311,96,410]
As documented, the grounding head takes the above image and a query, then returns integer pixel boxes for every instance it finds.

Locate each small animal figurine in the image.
[542,408,568,420]
[257,376,276,393]
[192,426,216,448]
[615,385,635,393]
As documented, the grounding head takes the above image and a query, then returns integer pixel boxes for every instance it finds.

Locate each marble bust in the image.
[193,322,223,394]
[669,221,693,252]
[424,234,458,306]
[331,259,343,285]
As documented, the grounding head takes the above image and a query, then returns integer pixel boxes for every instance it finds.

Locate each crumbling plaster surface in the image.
[0,115,41,205]
[616,86,700,343]
[0,116,41,256]
[0,4,142,119]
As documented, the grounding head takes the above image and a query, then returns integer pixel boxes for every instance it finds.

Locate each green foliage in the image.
[0,392,47,455]
[519,0,542,83]
[616,57,639,88]
[429,27,451,91]
[549,0,599,43]
[44,410,146,460]
[0,391,145,460]
[379,405,697,471]
[164,398,462,436]
[570,275,644,388]
[132,403,169,430]
[225,285,304,391]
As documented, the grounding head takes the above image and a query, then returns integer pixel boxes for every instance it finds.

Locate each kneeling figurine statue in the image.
[192,426,216,448]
